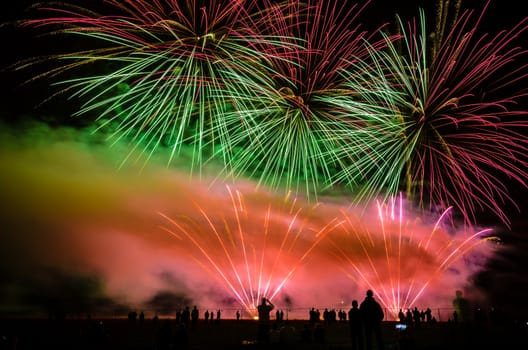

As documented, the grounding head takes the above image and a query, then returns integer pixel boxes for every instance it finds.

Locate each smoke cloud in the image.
[0,122,497,319]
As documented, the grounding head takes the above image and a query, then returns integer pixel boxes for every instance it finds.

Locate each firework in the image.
[20,1,396,200]
[0,133,498,318]
[338,2,528,225]
[21,0,298,173]
[222,0,391,198]
[158,185,342,316]
[324,194,495,318]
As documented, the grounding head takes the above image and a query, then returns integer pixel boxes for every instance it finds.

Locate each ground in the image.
[1,317,527,349]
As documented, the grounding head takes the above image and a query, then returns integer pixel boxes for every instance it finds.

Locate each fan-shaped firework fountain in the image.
[324,194,496,318]
[156,188,497,318]
[158,186,342,316]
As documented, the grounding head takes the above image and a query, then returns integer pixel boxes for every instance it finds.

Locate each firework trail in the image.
[19,0,396,199]
[0,128,499,318]
[20,0,297,173]
[325,194,495,318]
[10,2,526,312]
[338,1,528,225]
[222,0,391,198]
[158,185,342,316]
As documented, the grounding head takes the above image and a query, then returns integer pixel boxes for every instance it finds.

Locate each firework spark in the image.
[20,0,297,173]
[0,127,498,318]
[158,185,342,316]
[338,2,528,225]
[325,194,495,318]
[222,0,391,198]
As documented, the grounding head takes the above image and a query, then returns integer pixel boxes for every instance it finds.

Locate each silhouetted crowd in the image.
[1,289,522,350]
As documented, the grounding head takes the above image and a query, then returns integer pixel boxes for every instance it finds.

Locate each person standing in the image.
[257,298,274,345]
[348,300,363,350]
[360,290,384,350]
[191,305,199,330]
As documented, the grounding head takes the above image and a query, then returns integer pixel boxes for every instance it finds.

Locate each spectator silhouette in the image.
[425,307,432,324]
[139,311,145,326]
[348,300,363,350]
[360,290,384,350]
[405,309,413,325]
[257,297,274,345]
[176,310,182,324]
[128,310,137,324]
[323,308,330,324]
[398,309,405,324]
[412,307,421,328]
[191,305,199,330]
[181,306,191,328]
[309,308,317,324]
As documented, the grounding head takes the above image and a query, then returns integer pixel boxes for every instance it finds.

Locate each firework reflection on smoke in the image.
[0,132,497,318]
[159,186,342,317]
[323,194,496,319]
[156,187,496,319]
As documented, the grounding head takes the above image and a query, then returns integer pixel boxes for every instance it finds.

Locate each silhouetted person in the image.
[215,309,221,324]
[139,311,145,326]
[398,309,405,323]
[323,308,330,324]
[181,306,191,328]
[176,310,182,324]
[191,305,199,330]
[412,307,421,328]
[236,310,241,320]
[348,300,363,350]
[309,308,317,324]
[128,310,137,324]
[257,297,274,345]
[204,310,209,322]
[405,309,413,325]
[360,290,384,350]
[339,309,347,322]
[425,307,432,324]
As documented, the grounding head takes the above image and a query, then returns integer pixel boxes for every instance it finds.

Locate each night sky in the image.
[1,0,527,320]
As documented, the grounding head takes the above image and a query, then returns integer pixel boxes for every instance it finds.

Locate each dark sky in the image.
[1,0,527,118]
